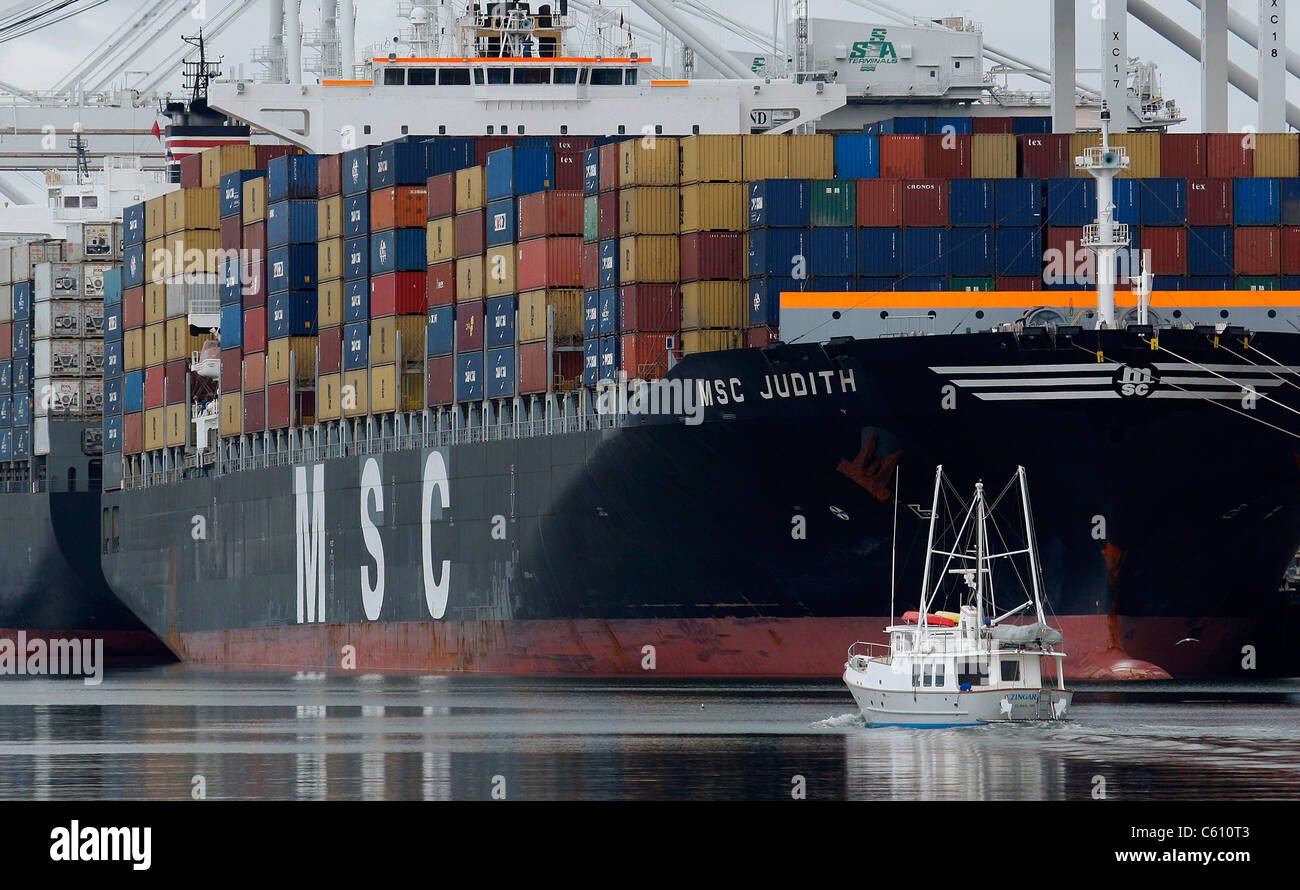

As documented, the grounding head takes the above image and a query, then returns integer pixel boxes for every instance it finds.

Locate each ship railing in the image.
[847,640,891,663]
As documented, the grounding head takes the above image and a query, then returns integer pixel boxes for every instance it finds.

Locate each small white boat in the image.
[844,465,1073,728]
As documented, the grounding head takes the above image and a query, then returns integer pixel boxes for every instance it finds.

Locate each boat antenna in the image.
[918,465,943,636]
[975,480,986,627]
[889,464,899,625]
[1076,101,1130,330]
[1017,466,1049,625]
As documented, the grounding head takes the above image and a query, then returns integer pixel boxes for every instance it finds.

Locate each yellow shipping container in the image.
[318,280,343,328]
[268,336,317,384]
[370,316,426,366]
[242,178,267,223]
[165,188,220,233]
[145,239,166,283]
[1254,133,1299,177]
[123,329,143,371]
[679,183,746,233]
[518,288,583,343]
[144,407,166,451]
[742,134,789,180]
[369,365,425,414]
[485,244,515,296]
[971,134,1017,179]
[318,238,344,282]
[145,195,168,241]
[620,137,681,186]
[342,369,369,417]
[681,328,742,354]
[316,374,341,421]
[165,317,190,361]
[787,134,835,179]
[457,256,484,302]
[220,392,242,437]
[679,134,744,183]
[427,218,456,262]
[145,282,167,324]
[619,236,680,284]
[144,322,166,366]
[317,195,344,239]
[201,145,257,189]
[456,166,485,212]
[165,404,188,447]
[158,230,222,276]
[681,281,746,329]
[619,187,679,234]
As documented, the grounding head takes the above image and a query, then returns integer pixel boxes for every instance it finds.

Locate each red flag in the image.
[151,121,161,141]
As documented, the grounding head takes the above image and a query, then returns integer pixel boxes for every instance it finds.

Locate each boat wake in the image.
[813,712,867,729]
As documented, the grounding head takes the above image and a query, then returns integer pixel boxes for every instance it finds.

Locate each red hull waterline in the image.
[160,615,1274,681]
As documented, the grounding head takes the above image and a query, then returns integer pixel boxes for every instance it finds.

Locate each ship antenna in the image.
[1076,102,1130,330]
[918,465,943,637]
[889,464,899,625]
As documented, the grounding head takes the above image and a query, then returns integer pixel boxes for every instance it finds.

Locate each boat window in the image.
[554,67,578,84]
[911,663,920,686]
[516,67,551,84]
[473,68,484,85]
[922,664,932,687]
[590,68,622,85]
[383,68,405,86]
[1001,660,1021,682]
[439,69,470,85]
[625,69,638,84]
[487,68,511,84]
[408,68,437,85]
[957,658,988,687]
[934,662,945,687]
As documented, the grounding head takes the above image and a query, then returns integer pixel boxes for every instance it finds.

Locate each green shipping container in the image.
[1236,276,1280,291]
[583,195,599,244]
[950,277,996,291]
[810,179,857,227]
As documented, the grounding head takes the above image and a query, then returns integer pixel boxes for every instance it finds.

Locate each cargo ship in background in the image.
[72,5,1300,682]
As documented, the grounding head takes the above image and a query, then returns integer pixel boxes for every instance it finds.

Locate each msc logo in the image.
[1113,364,1160,398]
[849,28,898,71]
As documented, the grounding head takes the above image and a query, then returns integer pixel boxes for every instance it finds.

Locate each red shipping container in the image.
[597,190,618,240]
[370,271,427,316]
[973,118,1014,134]
[1235,227,1281,275]
[242,220,267,257]
[221,215,242,252]
[518,190,583,239]
[1207,133,1253,178]
[243,350,266,391]
[123,287,145,329]
[620,285,680,332]
[370,186,428,230]
[427,354,454,405]
[598,142,620,192]
[455,209,485,258]
[1283,227,1300,274]
[581,242,599,288]
[165,359,187,405]
[1018,134,1071,180]
[621,331,674,379]
[241,260,267,309]
[426,261,456,305]
[221,347,242,391]
[1045,226,1089,284]
[745,326,779,348]
[0,323,9,360]
[124,412,143,453]
[993,276,1043,291]
[243,388,266,432]
[267,381,292,429]
[1140,227,1188,275]
[878,135,926,179]
[680,231,743,281]
[458,301,485,351]
[1186,178,1234,226]
[256,145,300,168]
[180,154,203,188]
[554,149,586,191]
[856,179,903,226]
[318,327,343,373]
[519,341,548,394]
[144,365,165,409]
[426,172,455,219]
[474,136,516,168]
[555,137,597,153]
[923,134,970,178]
[517,237,581,291]
[243,307,267,353]
[901,180,949,226]
[317,153,342,196]
[1160,133,1207,178]
[556,350,583,388]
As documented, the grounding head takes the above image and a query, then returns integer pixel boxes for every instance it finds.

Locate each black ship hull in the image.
[101,328,1300,679]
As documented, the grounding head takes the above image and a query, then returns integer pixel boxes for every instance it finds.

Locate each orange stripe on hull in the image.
[781,290,1300,310]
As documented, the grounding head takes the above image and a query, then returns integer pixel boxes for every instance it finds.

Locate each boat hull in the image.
[844,670,1074,727]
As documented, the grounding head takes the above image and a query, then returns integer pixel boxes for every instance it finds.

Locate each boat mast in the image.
[917,465,944,637]
[974,481,986,628]
[1077,102,1130,330]
[889,465,899,625]
[1017,466,1048,626]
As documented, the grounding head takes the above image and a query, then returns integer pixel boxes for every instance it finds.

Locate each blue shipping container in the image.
[13,393,28,425]
[0,428,10,461]
[427,137,477,176]
[0,395,9,424]
[949,180,995,226]
[1234,178,1280,225]
[344,236,370,281]
[902,228,948,277]
[748,278,798,326]
[1012,117,1052,134]
[1139,178,1187,226]
[426,304,454,356]
[104,415,122,452]
[834,133,879,179]
[0,361,10,392]
[105,305,122,342]
[486,198,517,247]
[583,147,600,196]
[857,229,903,276]
[220,169,265,219]
[947,229,995,276]
[749,228,810,277]
[1045,178,1095,226]
[345,279,369,322]
[1152,275,1187,291]
[809,227,856,276]
[268,153,320,202]
[103,266,123,306]
[104,340,122,378]
[221,303,243,349]
[343,147,370,195]
[12,426,28,459]
[344,194,371,238]
[13,359,27,392]
[1188,227,1234,275]
[598,336,619,380]
[344,321,370,369]
[1188,276,1234,290]
[370,228,426,274]
[583,291,599,338]
[994,179,1043,227]
[267,200,319,247]
[598,287,617,335]
[457,351,484,401]
[268,245,317,292]
[897,277,949,292]
[486,146,555,200]
[12,320,29,357]
[807,277,852,292]
[598,240,619,287]
[749,180,810,228]
[892,117,933,135]
[996,227,1043,277]
[1285,275,1300,290]
[487,346,518,398]
[123,203,146,247]
[1281,178,1300,225]
[582,338,599,386]
[487,295,517,347]
[124,370,144,413]
[933,116,973,135]
[268,290,317,338]
[370,141,431,189]
[123,246,145,290]
[221,255,242,304]
[105,378,122,416]
[1114,178,1140,225]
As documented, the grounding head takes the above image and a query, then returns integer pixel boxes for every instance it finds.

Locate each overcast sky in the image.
[0,0,1295,133]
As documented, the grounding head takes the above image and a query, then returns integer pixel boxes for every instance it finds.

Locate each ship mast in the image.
[1077,103,1130,330]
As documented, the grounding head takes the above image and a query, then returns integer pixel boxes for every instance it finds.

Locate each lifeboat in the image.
[900,610,957,627]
